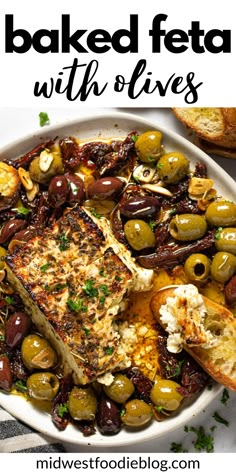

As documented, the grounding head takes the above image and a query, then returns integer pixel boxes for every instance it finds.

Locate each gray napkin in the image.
[0,406,66,453]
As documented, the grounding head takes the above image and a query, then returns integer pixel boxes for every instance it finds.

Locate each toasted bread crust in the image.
[173,107,236,150]
[195,136,236,159]
[151,287,236,391]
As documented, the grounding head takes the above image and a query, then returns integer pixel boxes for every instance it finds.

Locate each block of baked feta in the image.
[6,207,153,385]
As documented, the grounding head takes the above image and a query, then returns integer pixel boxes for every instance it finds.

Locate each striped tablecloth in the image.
[0,406,66,453]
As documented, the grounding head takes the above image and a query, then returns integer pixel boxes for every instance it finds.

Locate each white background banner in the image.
[0,0,235,107]
[1,452,236,470]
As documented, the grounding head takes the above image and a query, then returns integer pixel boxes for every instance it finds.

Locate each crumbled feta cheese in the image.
[97,372,114,386]
[160,284,218,353]
[138,326,148,336]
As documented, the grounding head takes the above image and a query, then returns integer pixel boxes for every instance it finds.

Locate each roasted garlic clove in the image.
[132,164,157,184]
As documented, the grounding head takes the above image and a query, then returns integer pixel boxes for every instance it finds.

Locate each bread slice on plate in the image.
[173,107,236,150]
[151,284,236,391]
[194,136,236,159]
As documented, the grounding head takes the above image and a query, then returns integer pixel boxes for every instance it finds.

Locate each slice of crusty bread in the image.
[173,107,236,150]
[195,136,236,159]
[151,287,236,391]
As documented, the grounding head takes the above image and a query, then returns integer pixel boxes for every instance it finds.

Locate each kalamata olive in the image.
[96,394,121,435]
[27,372,59,401]
[21,334,57,370]
[210,251,236,283]
[65,173,85,204]
[135,131,163,163]
[68,386,97,421]
[103,374,135,404]
[13,227,37,242]
[0,246,7,269]
[120,196,160,219]
[0,356,13,392]
[0,219,27,244]
[169,214,207,241]
[5,311,32,349]
[184,253,211,282]
[150,379,183,411]
[225,275,236,305]
[205,201,236,227]
[121,399,152,427]
[124,219,156,251]
[157,152,189,184]
[48,175,69,208]
[215,227,236,254]
[88,177,125,200]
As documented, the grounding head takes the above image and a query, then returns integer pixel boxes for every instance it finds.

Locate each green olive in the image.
[68,386,97,421]
[21,334,57,370]
[27,372,59,401]
[135,131,163,163]
[210,251,236,283]
[157,152,189,184]
[150,379,183,411]
[103,374,135,404]
[124,219,156,251]
[184,253,211,282]
[205,201,236,227]
[215,227,236,255]
[29,152,64,184]
[121,399,152,427]
[169,214,207,241]
[0,246,7,270]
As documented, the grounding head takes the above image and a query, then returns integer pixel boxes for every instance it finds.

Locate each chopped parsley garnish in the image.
[148,221,156,231]
[169,206,177,216]
[58,402,69,418]
[104,346,114,355]
[99,284,110,296]
[5,296,14,305]
[0,334,5,341]
[212,411,229,426]
[39,112,50,127]
[184,425,214,453]
[59,233,70,251]
[215,226,223,240]
[115,275,122,282]
[91,209,102,219]
[82,326,91,336]
[120,408,126,417]
[221,388,230,405]
[170,442,188,453]
[40,263,51,272]
[131,134,139,143]
[99,268,106,277]
[16,206,31,216]
[172,359,184,378]
[83,279,98,298]
[157,162,163,169]
[67,298,88,312]
[54,283,68,291]
[155,405,165,412]
[14,379,28,393]
[99,295,106,305]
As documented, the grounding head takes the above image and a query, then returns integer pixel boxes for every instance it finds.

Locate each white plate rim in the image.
[0,110,229,447]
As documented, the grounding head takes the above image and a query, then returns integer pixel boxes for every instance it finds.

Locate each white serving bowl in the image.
[0,111,228,447]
